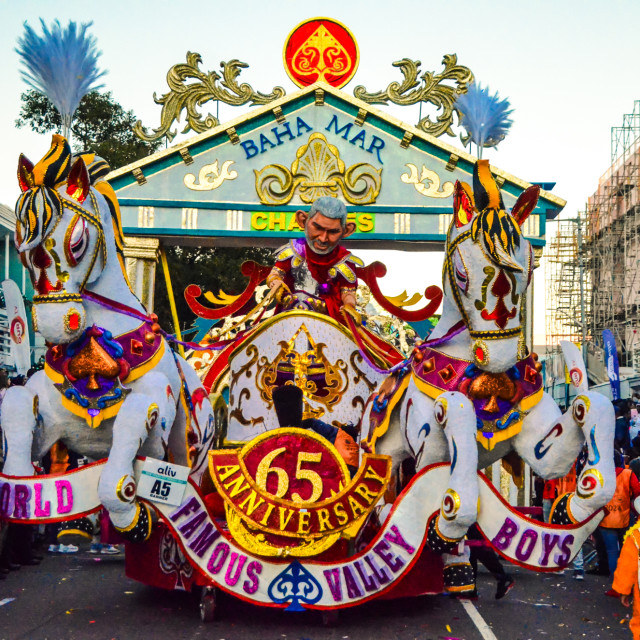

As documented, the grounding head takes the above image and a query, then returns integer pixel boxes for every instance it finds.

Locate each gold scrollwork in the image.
[255,132,381,205]
[133,53,286,143]
[349,351,377,392]
[183,160,238,191]
[229,344,260,407]
[353,55,474,138]
[255,324,349,418]
[228,390,265,429]
[225,506,340,557]
[351,395,366,413]
[400,164,454,198]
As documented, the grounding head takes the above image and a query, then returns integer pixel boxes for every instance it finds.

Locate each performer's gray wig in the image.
[308,197,348,228]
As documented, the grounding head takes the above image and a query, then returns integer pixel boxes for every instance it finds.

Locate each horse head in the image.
[15,134,127,343]
[444,159,539,372]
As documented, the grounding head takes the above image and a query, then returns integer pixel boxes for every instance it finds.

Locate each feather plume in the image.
[16,20,106,139]
[456,83,513,157]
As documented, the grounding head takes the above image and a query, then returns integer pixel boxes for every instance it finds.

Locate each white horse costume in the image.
[2,135,214,541]
[364,160,615,591]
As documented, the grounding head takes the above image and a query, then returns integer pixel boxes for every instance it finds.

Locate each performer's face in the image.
[299,212,345,255]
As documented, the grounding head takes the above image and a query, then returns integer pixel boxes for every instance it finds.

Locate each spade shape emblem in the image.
[267,560,323,611]
[68,336,120,390]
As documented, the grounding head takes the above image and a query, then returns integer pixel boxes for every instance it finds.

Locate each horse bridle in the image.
[31,189,106,306]
[443,226,522,341]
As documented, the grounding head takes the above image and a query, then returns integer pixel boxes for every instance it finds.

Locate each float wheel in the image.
[321,610,339,627]
[199,586,217,623]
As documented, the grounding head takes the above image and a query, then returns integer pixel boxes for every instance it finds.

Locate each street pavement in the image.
[0,546,632,640]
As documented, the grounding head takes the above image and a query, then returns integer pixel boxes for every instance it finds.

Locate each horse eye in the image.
[453,249,469,295]
[64,214,89,266]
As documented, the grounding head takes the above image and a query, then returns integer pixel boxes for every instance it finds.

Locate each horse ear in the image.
[453,181,475,228]
[17,154,35,192]
[512,185,540,225]
[66,158,90,203]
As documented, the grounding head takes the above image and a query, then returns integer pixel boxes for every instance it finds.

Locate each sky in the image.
[1,0,639,344]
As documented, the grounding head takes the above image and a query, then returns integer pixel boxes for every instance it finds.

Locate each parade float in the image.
[0,17,616,623]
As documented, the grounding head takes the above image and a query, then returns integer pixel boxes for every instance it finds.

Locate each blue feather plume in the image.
[456,83,513,156]
[16,20,106,137]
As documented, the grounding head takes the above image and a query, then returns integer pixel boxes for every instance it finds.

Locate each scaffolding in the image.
[584,100,640,368]
[545,101,640,378]
[545,217,586,348]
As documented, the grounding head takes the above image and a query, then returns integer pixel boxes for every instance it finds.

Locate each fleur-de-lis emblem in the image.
[255,133,381,205]
[267,560,323,611]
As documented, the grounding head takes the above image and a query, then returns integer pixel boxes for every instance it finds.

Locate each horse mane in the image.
[16,134,72,249]
[469,160,522,270]
[77,152,133,292]
[471,207,521,262]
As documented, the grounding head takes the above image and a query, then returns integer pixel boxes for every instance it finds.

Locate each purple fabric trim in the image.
[349,319,468,376]
[46,324,162,400]
[81,292,232,352]
[412,348,542,421]
[420,320,467,348]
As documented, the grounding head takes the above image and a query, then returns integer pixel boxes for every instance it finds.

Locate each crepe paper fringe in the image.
[456,83,513,155]
[16,19,106,137]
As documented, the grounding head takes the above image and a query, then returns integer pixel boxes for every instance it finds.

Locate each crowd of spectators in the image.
[533,396,640,638]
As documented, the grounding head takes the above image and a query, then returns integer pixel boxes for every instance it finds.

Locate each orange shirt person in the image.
[612,524,640,640]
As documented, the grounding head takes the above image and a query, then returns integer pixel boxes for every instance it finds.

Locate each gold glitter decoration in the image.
[68,336,119,390]
[255,446,289,499]
[517,332,528,360]
[441,488,461,521]
[216,427,350,556]
[471,338,489,366]
[116,475,136,503]
[225,505,340,557]
[468,372,516,414]
[255,324,349,419]
[236,427,350,508]
[62,308,85,335]
[44,237,69,284]
[291,451,323,504]
[576,468,604,499]
[254,449,323,504]
[34,292,83,305]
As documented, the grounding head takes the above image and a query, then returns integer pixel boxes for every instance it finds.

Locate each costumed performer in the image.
[266,197,403,367]
[266,196,361,322]
[612,521,640,640]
